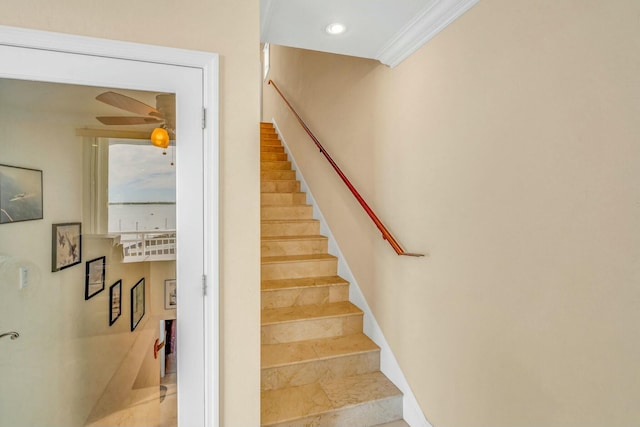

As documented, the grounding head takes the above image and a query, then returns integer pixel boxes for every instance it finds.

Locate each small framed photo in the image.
[85,256,106,300]
[0,164,43,224]
[131,278,145,331]
[52,222,82,272]
[109,280,122,326]
[164,279,176,310]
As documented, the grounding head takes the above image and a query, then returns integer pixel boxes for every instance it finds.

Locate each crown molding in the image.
[376,0,479,68]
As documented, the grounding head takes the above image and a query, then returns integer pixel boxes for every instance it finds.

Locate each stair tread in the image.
[261,253,336,264]
[261,371,402,426]
[262,333,379,369]
[262,301,362,325]
[261,180,298,184]
[262,275,348,291]
[261,192,305,196]
[373,420,410,427]
[261,235,327,242]
[261,218,316,223]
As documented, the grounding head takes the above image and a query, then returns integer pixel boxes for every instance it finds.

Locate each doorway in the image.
[0,27,218,427]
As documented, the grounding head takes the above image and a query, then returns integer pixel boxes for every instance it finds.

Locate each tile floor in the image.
[160,373,177,427]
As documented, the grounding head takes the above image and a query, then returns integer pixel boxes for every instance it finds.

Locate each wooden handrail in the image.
[268,80,424,257]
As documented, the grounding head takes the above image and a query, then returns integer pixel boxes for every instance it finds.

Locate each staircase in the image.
[260,122,408,427]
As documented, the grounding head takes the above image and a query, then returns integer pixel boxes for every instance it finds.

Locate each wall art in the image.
[164,279,176,310]
[131,278,145,331]
[109,280,122,326]
[85,256,105,300]
[0,164,43,224]
[52,222,81,272]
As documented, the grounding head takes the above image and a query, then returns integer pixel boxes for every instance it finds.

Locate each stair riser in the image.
[261,193,306,206]
[261,258,337,280]
[261,238,328,256]
[263,396,402,427]
[261,146,285,153]
[262,351,380,391]
[261,181,300,193]
[261,205,313,220]
[261,170,296,181]
[261,314,363,344]
[261,161,292,171]
[261,153,288,161]
[261,221,319,237]
[261,283,348,309]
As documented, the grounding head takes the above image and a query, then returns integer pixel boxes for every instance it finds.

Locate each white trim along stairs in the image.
[260,122,430,427]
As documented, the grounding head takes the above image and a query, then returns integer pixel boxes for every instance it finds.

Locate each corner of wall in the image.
[271,118,432,427]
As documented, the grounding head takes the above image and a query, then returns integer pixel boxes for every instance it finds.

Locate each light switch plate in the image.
[19,266,29,289]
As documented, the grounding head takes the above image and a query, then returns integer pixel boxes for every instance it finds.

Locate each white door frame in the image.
[0,25,219,427]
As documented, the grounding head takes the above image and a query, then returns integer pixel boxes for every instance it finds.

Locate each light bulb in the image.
[150,128,170,149]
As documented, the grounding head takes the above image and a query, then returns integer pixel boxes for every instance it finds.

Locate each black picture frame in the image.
[164,279,176,310]
[109,280,122,326]
[130,278,145,331]
[85,256,106,300]
[0,163,43,224]
[52,222,82,272]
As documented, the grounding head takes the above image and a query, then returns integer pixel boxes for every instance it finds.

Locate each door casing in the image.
[0,24,219,427]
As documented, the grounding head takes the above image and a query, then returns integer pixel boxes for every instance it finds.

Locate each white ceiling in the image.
[0,78,166,134]
[261,0,480,67]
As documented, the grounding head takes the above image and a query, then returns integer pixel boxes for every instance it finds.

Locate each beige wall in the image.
[0,1,261,426]
[262,1,640,425]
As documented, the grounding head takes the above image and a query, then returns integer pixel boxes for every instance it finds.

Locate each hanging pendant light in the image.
[150,127,170,149]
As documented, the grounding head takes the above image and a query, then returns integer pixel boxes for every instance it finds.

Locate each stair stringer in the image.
[271,119,432,427]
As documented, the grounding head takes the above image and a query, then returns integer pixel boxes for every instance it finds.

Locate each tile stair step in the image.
[261,152,288,161]
[261,205,313,220]
[261,145,285,153]
[261,160,292,171]
[261,170,296,181]
[261,274,348,308]
[262,275,348,292]
[261,301,363,344]
[261,253,338,280]
[261,235,328,257]
[261,333,381,390]
[261,219,319,237]
[260,371,403,427]
[261,180,300,193]
[261,192,306,206]
[373,420,411,427]
[261,139,282,147]
[262,333,379,369]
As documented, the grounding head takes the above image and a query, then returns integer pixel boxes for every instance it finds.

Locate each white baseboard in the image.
[271,119,432,427]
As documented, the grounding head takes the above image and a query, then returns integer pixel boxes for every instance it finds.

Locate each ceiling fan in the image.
[95,91,175,147]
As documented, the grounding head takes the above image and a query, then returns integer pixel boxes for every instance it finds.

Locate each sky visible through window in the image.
[109,143,176,203]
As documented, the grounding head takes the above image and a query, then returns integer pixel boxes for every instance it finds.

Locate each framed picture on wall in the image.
[109,280,122,326]
[0,164,43,224]
[130,278,145,331]
[85,256,106,300]
[164,279,176,310]
[51,222,82,272]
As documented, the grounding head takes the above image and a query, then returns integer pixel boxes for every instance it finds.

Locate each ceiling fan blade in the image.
[96,91,163,118]
[96,116,164,125]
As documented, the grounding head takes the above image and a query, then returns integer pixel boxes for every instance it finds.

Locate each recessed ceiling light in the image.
[325,23,346,35]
